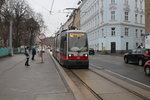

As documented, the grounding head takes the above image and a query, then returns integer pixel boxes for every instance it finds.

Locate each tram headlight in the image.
[68,54,72,57]
[83,54,88,57]
[68,54,74,57]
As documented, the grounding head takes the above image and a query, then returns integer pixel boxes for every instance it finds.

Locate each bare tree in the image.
[13,0,29,47]
[0,0,46,48]
[34,13,47,33]
[0,2,11,47]
[0,0,5,47]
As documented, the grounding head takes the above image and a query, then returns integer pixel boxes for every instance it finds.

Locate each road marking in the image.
[90,64,150,89]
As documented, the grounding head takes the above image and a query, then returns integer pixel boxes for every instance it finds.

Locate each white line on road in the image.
[90,64,150,89]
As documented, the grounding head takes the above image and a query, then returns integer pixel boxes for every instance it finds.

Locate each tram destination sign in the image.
[70,33,85,37]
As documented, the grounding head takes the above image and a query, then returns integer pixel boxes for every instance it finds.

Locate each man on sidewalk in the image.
[24,47,30,66]
[31,47,36,60]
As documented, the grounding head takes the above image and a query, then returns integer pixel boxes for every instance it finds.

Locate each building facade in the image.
[63,9,80,30]
[44,37,55,47]
[80,0,145,53]
[145,0,150,33]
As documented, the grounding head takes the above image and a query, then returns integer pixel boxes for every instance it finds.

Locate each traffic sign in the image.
[39,33,46,40]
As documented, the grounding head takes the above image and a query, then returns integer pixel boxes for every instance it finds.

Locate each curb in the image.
[49,51,86,100]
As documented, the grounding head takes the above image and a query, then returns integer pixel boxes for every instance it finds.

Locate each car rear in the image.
[89,48,95,55]
[142,49,150,63]
[144,60,150,76]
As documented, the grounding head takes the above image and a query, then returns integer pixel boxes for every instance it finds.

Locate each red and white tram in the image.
[53,30,89,69]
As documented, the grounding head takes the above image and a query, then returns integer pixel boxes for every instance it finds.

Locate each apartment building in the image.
[63,9,80,30]
[80,0,145,53]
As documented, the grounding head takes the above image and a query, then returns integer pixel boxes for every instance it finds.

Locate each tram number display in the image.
[70,33,85,37]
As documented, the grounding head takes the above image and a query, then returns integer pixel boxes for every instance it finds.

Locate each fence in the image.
[0,48,10,57]
[14,47,21,54]
[0,47,21,57]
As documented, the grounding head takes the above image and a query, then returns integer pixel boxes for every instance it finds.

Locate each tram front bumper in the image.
[64,60,89,68]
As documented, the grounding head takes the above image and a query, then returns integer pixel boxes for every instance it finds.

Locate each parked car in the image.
[89,48,95,55]
[124,48,150,66]
[144,60,150,76]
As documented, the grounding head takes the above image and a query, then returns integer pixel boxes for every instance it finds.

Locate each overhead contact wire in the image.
[50,0,55,14]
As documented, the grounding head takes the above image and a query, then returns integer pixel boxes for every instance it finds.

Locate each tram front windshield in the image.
[68,33,88,52]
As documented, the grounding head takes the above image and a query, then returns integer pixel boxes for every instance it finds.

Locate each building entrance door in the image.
[111,42,116,53]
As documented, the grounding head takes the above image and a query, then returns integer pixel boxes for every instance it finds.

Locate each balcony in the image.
[134,7,139,13]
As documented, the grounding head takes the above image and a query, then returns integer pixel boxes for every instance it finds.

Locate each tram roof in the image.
[65,30,86,33]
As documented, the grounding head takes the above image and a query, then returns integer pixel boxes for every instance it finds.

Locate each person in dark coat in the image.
[25,47,30,66]
[31,47,36,60]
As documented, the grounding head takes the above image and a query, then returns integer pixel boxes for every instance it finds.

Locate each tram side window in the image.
[61,36,67,55]
[57,35,61,52]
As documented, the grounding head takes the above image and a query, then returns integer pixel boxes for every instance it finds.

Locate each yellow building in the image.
[145,0,150,33]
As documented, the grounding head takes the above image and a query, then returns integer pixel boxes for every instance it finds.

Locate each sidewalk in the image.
[0,51,77,100]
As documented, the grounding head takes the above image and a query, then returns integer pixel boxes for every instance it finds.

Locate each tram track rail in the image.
[65,67,150,100]
[69,69,103,100]
[89,67,150,100]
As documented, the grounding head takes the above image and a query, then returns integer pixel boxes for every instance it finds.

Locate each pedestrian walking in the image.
[24,47,30,66]
[31,47,36,60]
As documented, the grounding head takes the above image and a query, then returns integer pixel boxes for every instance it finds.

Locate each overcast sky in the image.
[26,0,79,37]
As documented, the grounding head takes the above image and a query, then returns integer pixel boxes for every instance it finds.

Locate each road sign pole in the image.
[38,33,46,63]
[41,40,44,63]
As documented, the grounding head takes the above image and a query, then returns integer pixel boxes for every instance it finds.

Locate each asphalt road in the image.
[89,54,150,91]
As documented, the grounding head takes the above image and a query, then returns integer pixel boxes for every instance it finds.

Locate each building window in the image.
[125,11,129,21]
[140,30,143,35]
[125,0,128,5]
[111,11,115,21]
[136,29,138,37]
[102,12,104,22]
[101,0,103,7]
[96,31,98,39]
[136,43,138,47]
[135,0,137,8]
[140,15,143,24]
[102,29,104,37]
[125,28,129,36]
[140,0,143,9]
[140,30,143,40]
[111,28,115,36]
[135,14,138,23]
[111,0,115,4]
[102,43,103,50]
[126,42,129,50]
[98,16,100,25]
